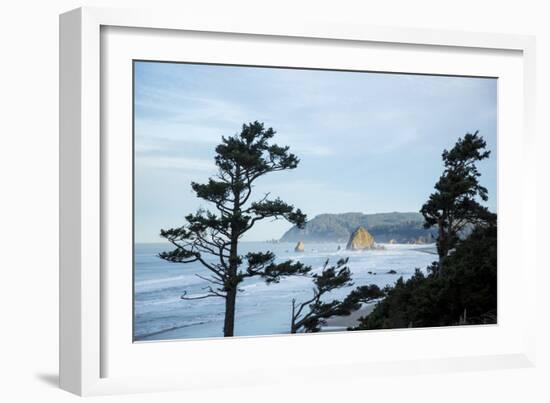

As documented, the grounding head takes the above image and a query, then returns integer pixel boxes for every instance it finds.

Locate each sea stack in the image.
[294,241,305,252]
[346,226,375,251]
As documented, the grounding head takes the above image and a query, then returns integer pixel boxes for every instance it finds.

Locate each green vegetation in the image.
[280,212,436,243]
[159,124,496,336]
[159,122,311,337]
[290,258,384,333]
[420,131,496,271]
[354,132,497,330]
[355,224,496,329]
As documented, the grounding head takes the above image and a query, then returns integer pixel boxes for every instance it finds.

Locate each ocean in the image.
[134,241,437,341]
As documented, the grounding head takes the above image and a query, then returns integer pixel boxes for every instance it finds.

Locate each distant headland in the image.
[280,212,436,244]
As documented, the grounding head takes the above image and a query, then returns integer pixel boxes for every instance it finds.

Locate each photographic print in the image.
[133,61,497,341]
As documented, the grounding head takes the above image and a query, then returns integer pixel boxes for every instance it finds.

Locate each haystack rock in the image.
[346,226,375,251]
[294,241,305,252]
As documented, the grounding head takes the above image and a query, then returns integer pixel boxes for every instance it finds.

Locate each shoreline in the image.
[321,303,377,332]
[134,241,436,340]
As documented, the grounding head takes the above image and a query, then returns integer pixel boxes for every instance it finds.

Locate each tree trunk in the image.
[437,217,448,274]
[224,236,239,336]
[223,287,237,337]
[290,299,297,334]
[223,167,241,337]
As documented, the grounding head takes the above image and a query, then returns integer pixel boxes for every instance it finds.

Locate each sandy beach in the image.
[321,303,377,332]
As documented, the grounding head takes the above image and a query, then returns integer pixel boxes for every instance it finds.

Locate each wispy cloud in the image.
[137,155,216,172]
[135,121,224,146]
[133,61,497,242]
[298,145,334,157]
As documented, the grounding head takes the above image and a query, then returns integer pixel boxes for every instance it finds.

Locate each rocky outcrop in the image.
[346,226,375,251]
[280,212,437,243]
[294,241,305,252]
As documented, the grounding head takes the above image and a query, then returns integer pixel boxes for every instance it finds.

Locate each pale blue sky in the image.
[134,61,497,243]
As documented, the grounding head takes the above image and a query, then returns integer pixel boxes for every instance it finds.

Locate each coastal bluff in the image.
[280,212,437,244]
[346,226,375,250]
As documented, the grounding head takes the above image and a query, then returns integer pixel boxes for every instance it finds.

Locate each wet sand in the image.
[321,303,377,331]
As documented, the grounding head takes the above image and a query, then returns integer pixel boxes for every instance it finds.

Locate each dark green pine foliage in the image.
[159,122,310,337]
[420,131,496,272]
[290,258,384,333]
[355,223,497,329]
[354,132,498,330]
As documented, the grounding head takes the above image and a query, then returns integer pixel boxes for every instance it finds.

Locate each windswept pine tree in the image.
[354,132,498,330]
[420,131,496,273]
[159,122,310,337]
[290,258,384,333]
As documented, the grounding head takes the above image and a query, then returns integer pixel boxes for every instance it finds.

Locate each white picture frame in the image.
[59,6,537,396]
